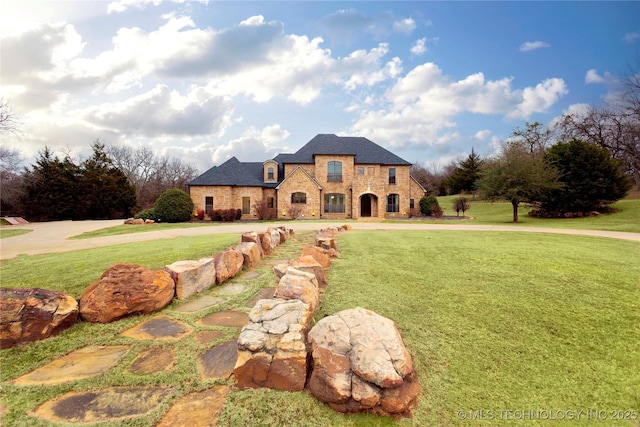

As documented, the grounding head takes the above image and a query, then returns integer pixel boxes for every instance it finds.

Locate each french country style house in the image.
[188,134,426,220]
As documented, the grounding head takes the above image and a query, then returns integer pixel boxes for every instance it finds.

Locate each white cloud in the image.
[474,129,491,140]
[80,84,234,137]
[393,18,416,34]
[206,125,290,165]
[107,0,209,14]
[350,62,568,147]
[585,68,614,85]
[519,41,550,52]
[411,38,427,56]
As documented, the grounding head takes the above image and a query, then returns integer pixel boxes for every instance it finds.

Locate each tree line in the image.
[0,141,199,221]
[411,66,637,222]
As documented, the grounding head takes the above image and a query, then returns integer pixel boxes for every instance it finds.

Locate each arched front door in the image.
[359,194,378,217]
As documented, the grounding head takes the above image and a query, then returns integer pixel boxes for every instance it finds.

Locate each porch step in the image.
[3,217,29,225]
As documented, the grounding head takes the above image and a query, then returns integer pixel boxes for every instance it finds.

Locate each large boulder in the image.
[242,232,264,258]
[300,245,331,269]
[289,255,327,289]
[234,242,262,269]
[274,267,320,311]
[265,227,281,249]
[213,248,244,285]
[234,298,313,391]
[315,230,336,251]
[79,264,175,323]
[257,232,275,256]
[307,307,419,417]
[165,258,215,300]
[0,288,78,348]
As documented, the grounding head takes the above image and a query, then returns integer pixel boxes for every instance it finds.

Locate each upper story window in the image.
[389,168,396,185]
[327,161,342,182]
[357,167,364,175]
[291,192,307,204]
[267,167,274,180]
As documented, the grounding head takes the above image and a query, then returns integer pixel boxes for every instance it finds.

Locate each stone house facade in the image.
[188,134,426,220]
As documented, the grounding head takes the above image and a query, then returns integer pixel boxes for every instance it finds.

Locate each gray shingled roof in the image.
[288,134,411,165]
[188,157,276,187]
[189,134,411,186]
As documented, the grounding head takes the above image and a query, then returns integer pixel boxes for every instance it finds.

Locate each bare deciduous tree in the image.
[107,144,199,209]
[0,99,21,136]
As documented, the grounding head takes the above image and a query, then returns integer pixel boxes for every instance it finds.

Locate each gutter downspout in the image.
[349,186,353,218]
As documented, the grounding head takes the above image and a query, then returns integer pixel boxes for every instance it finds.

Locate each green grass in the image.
[69,221,224,239]
[1,230,638,426]
[429,196,640,233]
[0,229,31,239]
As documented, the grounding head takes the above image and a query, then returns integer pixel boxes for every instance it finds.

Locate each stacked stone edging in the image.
[234,224,419,418]
[0,226,294,346]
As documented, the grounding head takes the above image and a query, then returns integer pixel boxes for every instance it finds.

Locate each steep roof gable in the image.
[188,157,267,187]
[285,134,411,166]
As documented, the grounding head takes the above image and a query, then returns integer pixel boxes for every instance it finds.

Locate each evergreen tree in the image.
[542,138,631,213]
[446,148,483,195]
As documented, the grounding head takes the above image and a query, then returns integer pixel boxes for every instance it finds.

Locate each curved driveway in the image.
[1,219,638,261]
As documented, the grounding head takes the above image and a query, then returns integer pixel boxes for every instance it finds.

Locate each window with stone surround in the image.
[205,196,213,213]
[267,197,274,208]
[267,167,274,180]
[327,161,342,182]
[387,194,399,212]
[324,193,345,213]
[291,192,307,204]
[389,168,396,185]
[242,197,250,214]
[357,167,364,175]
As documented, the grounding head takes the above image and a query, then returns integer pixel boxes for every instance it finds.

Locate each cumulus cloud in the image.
[106,0,209,14]
[411,38,427,56]
[80,85,234,137]
[518,41,550,52]
[393,18,416,34]
[350,62,568,147]
[474,129,491,140]
[585,68,614,85]
[205,124,290,165]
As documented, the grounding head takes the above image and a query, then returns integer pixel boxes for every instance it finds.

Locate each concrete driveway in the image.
[1,219,638,261]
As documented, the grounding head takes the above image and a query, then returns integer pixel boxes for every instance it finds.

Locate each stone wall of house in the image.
[277,168,321,219]
[189,186,276,219]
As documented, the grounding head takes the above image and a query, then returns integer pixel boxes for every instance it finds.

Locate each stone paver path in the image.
[156,386,230,427]
[198,340,238,380]
[197,310,250,328]
[32,386,175,424]
[12,345,131,386]
[173,295,226,313]
[2,228,313,425]
[130,346,177,375]
[121,314,192,341]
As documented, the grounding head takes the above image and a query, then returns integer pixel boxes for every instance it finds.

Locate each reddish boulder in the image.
[257,232,275,256]
[274,267,320,311]
[234,242,262,269]
[289,255,327,288]
[242,232,264,258]
[301,245,331,269]
[79,264,175,323]
[213,249,244,285]
[0,288,78,348]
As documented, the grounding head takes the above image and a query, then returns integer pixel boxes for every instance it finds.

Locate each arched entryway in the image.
[359,194,378,217]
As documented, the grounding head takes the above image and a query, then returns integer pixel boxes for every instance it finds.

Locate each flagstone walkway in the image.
[8,264,283,426]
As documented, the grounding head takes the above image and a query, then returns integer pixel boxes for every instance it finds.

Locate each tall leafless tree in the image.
[107,144,199,209]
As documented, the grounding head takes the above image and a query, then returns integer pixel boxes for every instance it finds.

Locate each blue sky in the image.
[1,1,638,172]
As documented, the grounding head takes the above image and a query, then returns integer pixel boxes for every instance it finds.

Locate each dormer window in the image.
[268,167,274,180]
[264,161,278,182]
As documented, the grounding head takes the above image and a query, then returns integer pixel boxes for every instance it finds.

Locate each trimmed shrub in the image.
[419,195,441,216]
[153,188,194,223]
[196,209,205,220]
[134,208,156,221]
[208,208,241,222]
[453,197,471,217]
